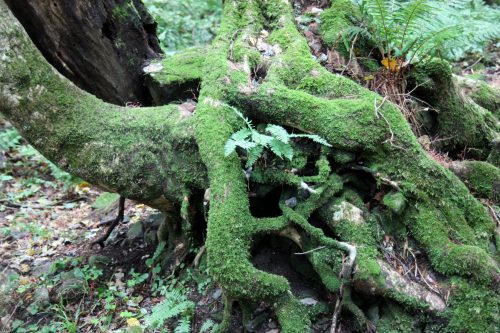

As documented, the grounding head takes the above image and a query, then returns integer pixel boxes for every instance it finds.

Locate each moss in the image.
[319,0,358,55]
[377,303,417,333]
[469,81,500,117]
[452,161,500,202]
[383,191,407,215]
[150,48,205,86]
[0,10,207,206]
[446,277,499,333]
[410,59,496,155]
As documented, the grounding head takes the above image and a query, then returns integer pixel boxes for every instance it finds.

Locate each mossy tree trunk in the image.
[1,0,499,332]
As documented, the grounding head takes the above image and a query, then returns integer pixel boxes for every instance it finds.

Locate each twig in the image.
[193,245,206,268]
[294,246,326,255]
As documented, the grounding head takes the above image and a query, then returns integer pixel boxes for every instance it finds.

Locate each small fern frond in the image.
[145,290,194,328]
[269,138,294,160]
[200,319,216,333]
[246,145,264,168]
[174,318,191,333]
[265,124,290,143]
[289,134,332,147]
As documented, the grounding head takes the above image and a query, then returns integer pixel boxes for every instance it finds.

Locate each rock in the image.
[148,213,166,229]
[212,288,222,300]
[285,197,298,208]
[32,259,54,277]
[310,7,323,15]
[332,201,365,225]
[143,230,157,246]
[52,270,86,302]
[32,287,50,308]
[127,222,144,240]
[88,254,113,268]
[300,297,318,306]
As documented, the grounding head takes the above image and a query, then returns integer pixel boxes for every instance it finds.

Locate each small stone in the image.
[127,222,144,240]
[285,197,298,208]
[300,297,318,306]
[143,230,157,246]
[332,201,365,225]
[32,287,50,308]
[212,288,222,300]
[52,270,86,302]
[318,53,328,63]
[88,254,112,268]
[32,259,54,277]
[310,7,323,15]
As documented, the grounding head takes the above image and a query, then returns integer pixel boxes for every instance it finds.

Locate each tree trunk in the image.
[1,0,499,332]
[5,0,162,105]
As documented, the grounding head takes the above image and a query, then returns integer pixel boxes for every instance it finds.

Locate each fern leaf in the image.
[145,291,194,328]
[224,140,238,157]
[230,128,252,141]
[269,138,294,160]
[251,132,274,147]
[246,145,264,168]
[265,124,290,143]
[289,134,332,147]
[200,319,216,333]
[174,318,191,333]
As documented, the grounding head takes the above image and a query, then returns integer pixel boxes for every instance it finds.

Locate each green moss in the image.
[447,277,499,333]
[319,0,358,55]
[377,303,417,333]
[456,161,500,202]
[410,59,495,155]
[470,81,500,117]
[383,191,407,215]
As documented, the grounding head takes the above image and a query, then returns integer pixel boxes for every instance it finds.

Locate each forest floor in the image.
[1,2,499,332]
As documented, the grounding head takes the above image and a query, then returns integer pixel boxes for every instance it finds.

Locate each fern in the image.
[200,319,216,333]
[145,289,194,329]
[174,318,191,333]
[224,106,331,167]
[345,0,499,68]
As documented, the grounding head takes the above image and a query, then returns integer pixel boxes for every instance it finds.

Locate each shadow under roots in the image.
[251,235,326,300]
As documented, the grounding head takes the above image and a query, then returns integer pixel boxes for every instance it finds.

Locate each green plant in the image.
[430,0,500,59]
[126,269,149,288]
[144,289,194,330]
[347,0,500,67]
[143,0,222,52]
[200,319,216,333]
[224,106,331,167]
[347,0,460,71]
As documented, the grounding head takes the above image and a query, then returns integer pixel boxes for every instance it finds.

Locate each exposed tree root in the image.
[1,0,499,331]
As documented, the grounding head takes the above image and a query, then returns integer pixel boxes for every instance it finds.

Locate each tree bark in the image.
[5,0,162,105]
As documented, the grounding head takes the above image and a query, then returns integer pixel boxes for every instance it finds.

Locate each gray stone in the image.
[127,222,144,240]
[300,297,318,306]
[32,287,50,308]
[32,259,54,277]
[53,270,86,302]
[332,201,365,225]
[88,254,113,268]
[143,230,157,246]
[212,288,222,300]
